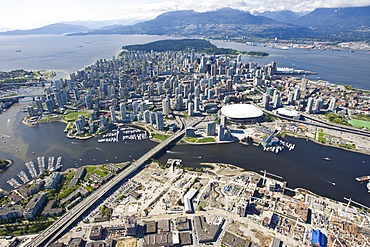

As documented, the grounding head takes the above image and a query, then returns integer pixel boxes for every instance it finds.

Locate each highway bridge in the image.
[25,118,201,247]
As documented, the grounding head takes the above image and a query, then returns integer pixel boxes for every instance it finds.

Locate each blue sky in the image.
[2,0,369,30]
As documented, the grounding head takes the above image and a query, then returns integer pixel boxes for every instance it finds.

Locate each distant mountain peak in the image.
[0,23,91,35]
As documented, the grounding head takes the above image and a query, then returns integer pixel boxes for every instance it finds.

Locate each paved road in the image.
[256,104,370,138]
[26,118,202,246]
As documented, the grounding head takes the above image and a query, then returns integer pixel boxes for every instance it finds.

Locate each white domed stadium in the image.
[220,104,263,122]
[276,108,300,119]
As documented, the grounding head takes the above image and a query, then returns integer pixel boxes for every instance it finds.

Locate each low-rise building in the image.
[23,192,47,219]
[45,172,62,189]
[0,204,23,221]
[89,225,104,240]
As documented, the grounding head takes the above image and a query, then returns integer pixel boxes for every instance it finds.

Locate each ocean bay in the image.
[0,34,369,89]
[0,34,370,207]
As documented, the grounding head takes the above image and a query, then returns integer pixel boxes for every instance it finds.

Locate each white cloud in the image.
[1,0,369,30]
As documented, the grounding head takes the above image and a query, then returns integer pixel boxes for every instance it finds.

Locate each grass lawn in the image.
[93,170,108,177]
[64,112,90,121]
[85,166,97,172]
[152,133,170,141]
[348,119,370,129]
[184,137,198,143]
[196,137,215,143]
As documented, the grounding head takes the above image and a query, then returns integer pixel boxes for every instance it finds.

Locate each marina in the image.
[97,126,148,143]
[6,156,63,189]
[262,140,295,153]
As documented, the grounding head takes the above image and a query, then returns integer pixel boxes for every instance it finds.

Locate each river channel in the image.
[0,95,370,207]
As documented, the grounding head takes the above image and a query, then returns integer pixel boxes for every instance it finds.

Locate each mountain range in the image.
[0,23,91,35]
[1,6,369,42]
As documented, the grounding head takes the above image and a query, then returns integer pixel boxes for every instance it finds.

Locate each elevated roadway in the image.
[26,117,202,247]
[256,104,370,138]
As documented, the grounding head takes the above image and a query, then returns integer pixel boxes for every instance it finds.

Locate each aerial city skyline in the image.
[0,0,370,246]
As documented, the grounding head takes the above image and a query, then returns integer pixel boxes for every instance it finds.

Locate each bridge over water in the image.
[25,117,201,247]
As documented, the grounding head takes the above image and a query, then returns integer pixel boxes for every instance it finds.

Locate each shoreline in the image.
[0,159,13,172]
[283,132,370,156]
[201,162,365,211]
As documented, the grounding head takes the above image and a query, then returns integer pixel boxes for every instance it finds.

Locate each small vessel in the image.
[356,175,370,182]
[16,50,21,52]
[323,157,331,161]
[367,181,370,193]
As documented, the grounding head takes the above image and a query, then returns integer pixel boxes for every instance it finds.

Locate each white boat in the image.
[48,156,55,170]
[55,156,62,170]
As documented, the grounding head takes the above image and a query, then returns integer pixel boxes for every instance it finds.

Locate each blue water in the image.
[212,40,370,90]
[0,34,177,78]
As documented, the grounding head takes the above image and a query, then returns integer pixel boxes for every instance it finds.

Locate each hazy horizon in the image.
[1,0,370,31]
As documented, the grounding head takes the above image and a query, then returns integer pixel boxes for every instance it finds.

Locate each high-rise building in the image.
[194,86,200,98]
[314,98,323,113]
[262,93,270,109]
[85,95,93,109]
[144,110,150,123]
[194,97,200,113]
[207,121,216,136]
[74,119,84,133]
[328,97,336,111]
[140,101,146,114]
[220,116,227,127]
[226,80,233,92]
[175,96,183,111]
[301,78,308,91]
[150,112,156,125]
[162,98,170,116]
[27,106,36,116]
[188,102,194,116]
[35,97,43,113]
[266,88,276,96]
[293,88,300,101]
[109,106,116,122]
[78,115,86,127]
[45,99,54,113]
[183,84,189,98]
[120,103,126,121]
[306,97,314,113]
[185,127,196,137]
[54,90,65,109]
[237,54,242,63]
[207,89,214,99]
[218,126,225,141]
[155,112,164,130]
[132,101,138,115]
[287,92,294,105]
[272,93,281,109]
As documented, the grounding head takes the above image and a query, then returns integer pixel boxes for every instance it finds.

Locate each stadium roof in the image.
[276,108,300,118]
[221,104,263,119]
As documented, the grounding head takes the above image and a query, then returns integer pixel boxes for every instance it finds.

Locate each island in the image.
[0,159,13,171]
[122,39,269,56]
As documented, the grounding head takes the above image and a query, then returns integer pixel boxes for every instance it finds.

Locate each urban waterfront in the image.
[0,96,370,207]
[0,34,370,206]
[211,40,370,90]
[0,34,369,89]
